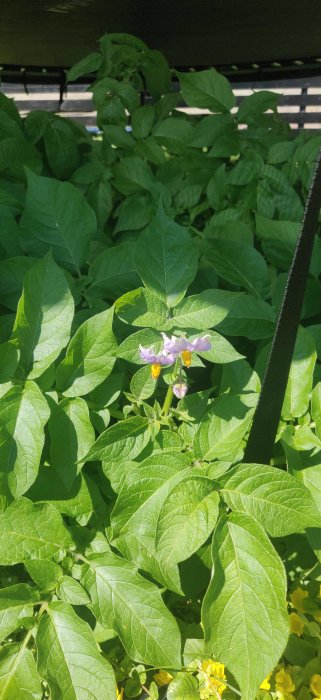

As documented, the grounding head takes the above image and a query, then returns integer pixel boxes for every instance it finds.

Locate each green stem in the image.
[162,385,174,417]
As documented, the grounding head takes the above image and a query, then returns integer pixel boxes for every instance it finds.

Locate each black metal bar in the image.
[244,148,321,465]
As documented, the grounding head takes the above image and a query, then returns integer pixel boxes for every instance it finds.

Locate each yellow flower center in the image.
[182,350,192,367]
[151,363,161,379]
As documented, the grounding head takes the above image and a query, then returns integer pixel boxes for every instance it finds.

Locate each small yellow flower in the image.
[260,673,271,690]
[198,659,227,697]
[153,670,173,686]
[289,611,305,636]
[181,349,192,367]
[290,586,308,612]
[310,674,321,698]
[275,667,295,695]
[116,687,124,700]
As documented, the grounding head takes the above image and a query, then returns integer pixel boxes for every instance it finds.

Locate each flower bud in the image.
[173,382,188,398]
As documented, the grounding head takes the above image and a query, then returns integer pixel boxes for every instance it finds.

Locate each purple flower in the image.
[139,344,175,366]
[173,382,188,399]
[161,333,212,354]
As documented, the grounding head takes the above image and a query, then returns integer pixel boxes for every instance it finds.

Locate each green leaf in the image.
[237,90,279,123]
[114,193,155,233]
[282,326,316,420]
[48,397,95,488]
[0,584,39,644]
[116,329,164,363]
[56,576,90,605]
[88,243,141,300]
[27,470,102,525]
[130,365,156,400]
[25,559,63,590]
[131,105,155,139]
[43,119,80,179]
[194,393,257,461]
[255,215,320,276]
[195,329,243,364]
[206,239,270,298]
[216,294,275,340]
[115,288,173,329]
[0,644,42,699]
[67,51,103,82]
[111,454,190,590]
[81,551,181,666]
[167,673,199,700]
[172,289,241,330]
[37,601,116,700]
[178,69,235,113]
[0,257,36,311]
[220,463,321,536]
[142,49,171,99]
[13,252,74,378]
[86,415,150,462]
[20,169,96,271]
[0,497,72,565]
[202,513,289,700]
[113,156,154,194]
[152,118,194,154]
[134,203,198,307]
[0,381,50,497]
[155,476,220,565]
[56,308,117,396]
[0,341,19,383]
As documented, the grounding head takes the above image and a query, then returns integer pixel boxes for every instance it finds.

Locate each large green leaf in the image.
[20,169,96,271]
[0,381,50,497]
[56,308,117,396]
[202,513,289,700]
[48,397,95,488]
[0,497,72,565]
[0,257,36,311]
[220,463,321,536]
[13,252,74,379]
[86,415,151,463]
[155,475,220,565]
[111,454,191,590]
[0,644,42,699]
[88,243,141,300]
[133,203,198,307]
[115,288,173,329]
[81,551,181,666]
[216,294,275,340]
[178,69,235,112]
[206,239,270,298]
[37,601,116,700]
[0,584,39,644]
[282,326,316,420]
[167,673,199,700]
[194,393,257,462]
[172,289,241,330]
[27,469,102,525]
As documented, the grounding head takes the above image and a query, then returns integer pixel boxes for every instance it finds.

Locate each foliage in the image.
[0,31,321,700]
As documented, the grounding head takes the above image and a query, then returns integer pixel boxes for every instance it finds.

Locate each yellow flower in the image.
[290,586,308,612]
[289,611,305,636]
[260,673,271,690]
[310,674,321,698]
[153,670,173,686]
[199,659,227,697]
[275,668,295,695]
[116,687,124,700]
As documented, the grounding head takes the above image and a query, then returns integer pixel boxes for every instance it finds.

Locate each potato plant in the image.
[1,32,321,700]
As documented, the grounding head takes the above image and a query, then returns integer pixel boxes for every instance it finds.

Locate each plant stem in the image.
[162,385,174,417]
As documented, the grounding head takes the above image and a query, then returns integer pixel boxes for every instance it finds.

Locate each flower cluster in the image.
[139,333,211,397]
